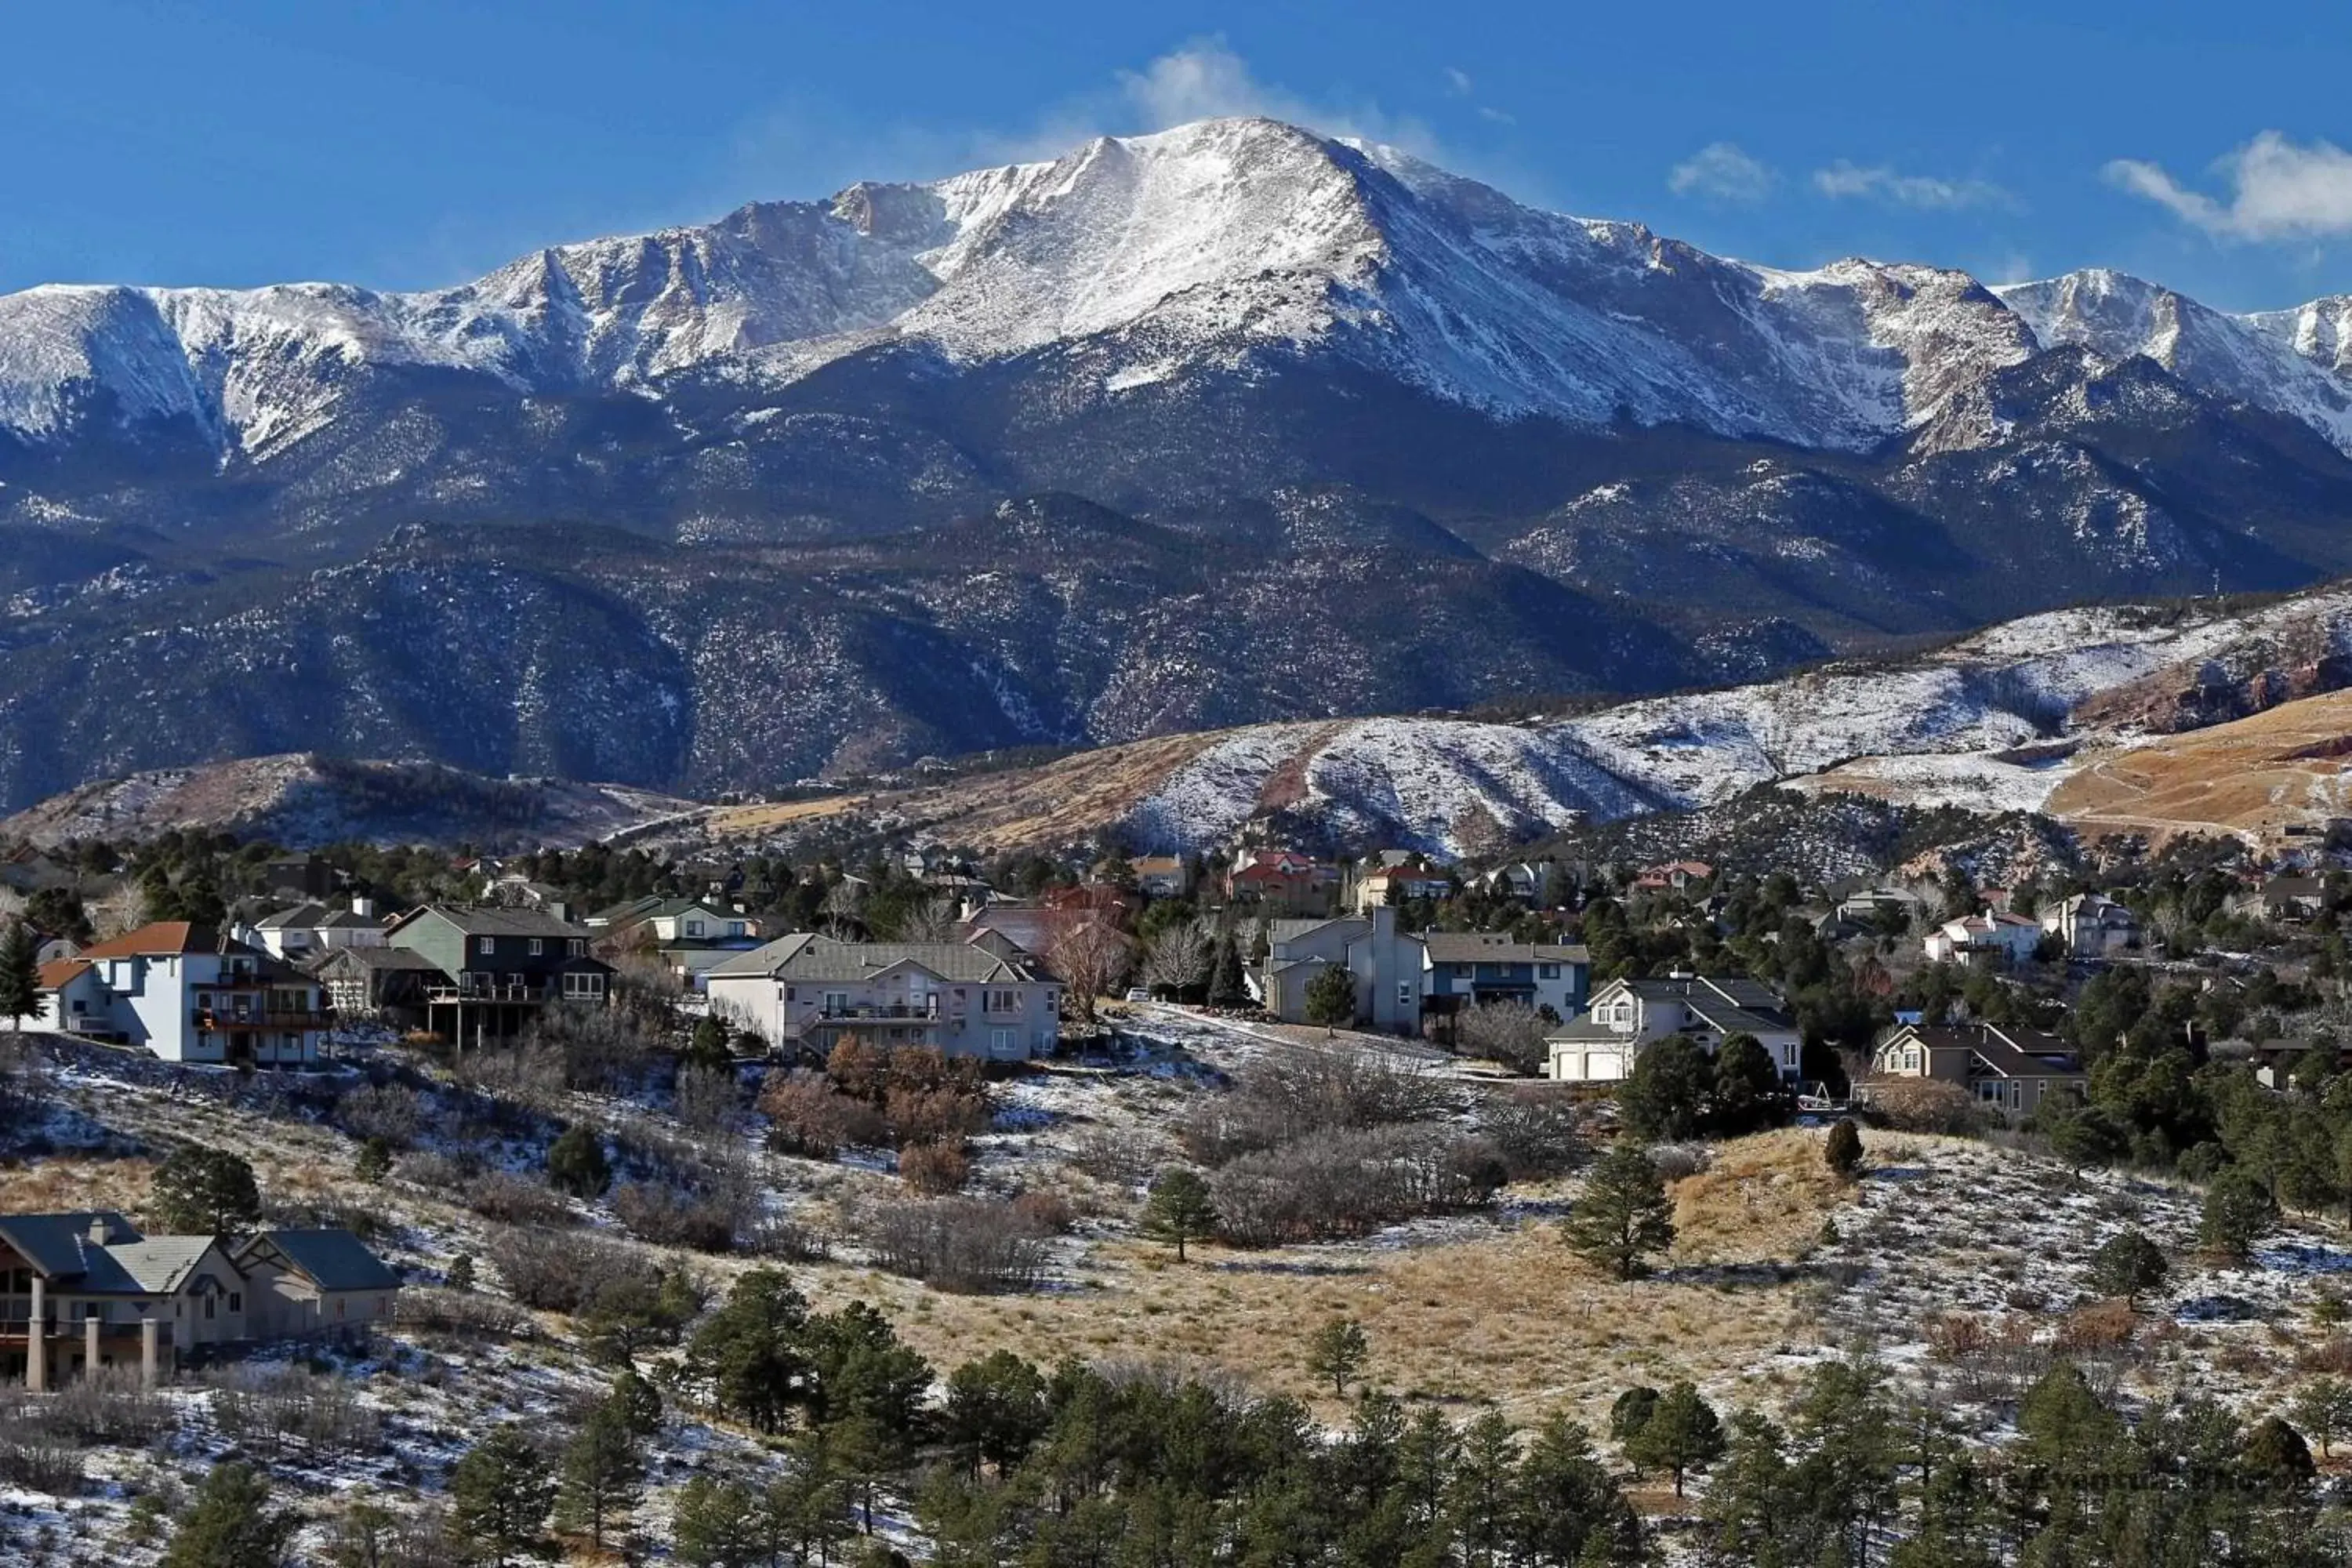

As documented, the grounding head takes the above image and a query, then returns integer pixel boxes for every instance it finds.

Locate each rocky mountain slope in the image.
[5,118,2352,808]
[725,583,2352,858]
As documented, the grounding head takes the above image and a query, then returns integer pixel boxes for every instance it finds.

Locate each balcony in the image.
[194,1009,335,1031]
[816,1000,941,1022]
[423,984,550,1004]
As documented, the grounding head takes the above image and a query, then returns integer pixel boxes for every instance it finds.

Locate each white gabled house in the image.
[704,934,1062,1062]
[1544,974,1802,1083]
[1922,910,2043,967]
[36,922,332,1066]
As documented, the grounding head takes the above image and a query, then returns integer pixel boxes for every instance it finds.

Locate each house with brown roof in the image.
[41,923,331,1065]
[1226,850,1341,916]
[703,933,1061,1061]
[1864,1022,2086,1122]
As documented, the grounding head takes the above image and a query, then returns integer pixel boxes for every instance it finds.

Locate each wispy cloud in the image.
[1443,66,1473,96]
[1667,143,1776,204]
[2106,131,2352,241]
[1812,160,2013,211]
[1097,36,1436,155]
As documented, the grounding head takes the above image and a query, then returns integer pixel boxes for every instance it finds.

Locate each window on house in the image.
[985,989,1018,1014]
[478,936,496,956]
[685,920,704,937]
[1397,984,1412,1007]
[528,938,543,956]
[562,973,606,1000]
[1539,964,1560,979]
[568,939,586,957]
[991,1029,1016,1054]
[822,990,851,1014]
[228,1292,241,1312]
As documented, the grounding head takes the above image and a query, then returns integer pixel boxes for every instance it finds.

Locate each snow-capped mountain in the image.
[11,116,2343,468]
[6,118,2352,815]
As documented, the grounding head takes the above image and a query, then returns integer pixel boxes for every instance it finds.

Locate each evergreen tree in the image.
[683,1267,812,1432]
[1208,934,1248,1007]
[1562,1142,1675,1279]
[610,1366,666,1439]
[0,918,38,1032]
[2087,1228,2169,1305]
[1305,964,1358,1034]
[450,1424,554,1566]
[1711,1033,1791,1136]
[2199,1168,2278,1261]
[1517,1412,1641,1566]
[162,1464,295,1568]
[354,1136,394,1183]
[670,1475,770,1568]
[1823,1117,1865,1178]
[2290,1376,2352,1457]
[150,1145,262,1232]
[2242,1415,2317,1490]
[557,1399,645,1551]
[1305,1317,1370,1397]
[1140,1167,1218,1261]
[1617,1035,1713,1142]
[546,1123,612,1198]
[686,1014,734,1071]
[1607,1386,1660,1443]
[2036,1095,2125,1180]
[943,1348,1051,1477]
[1624,1380,1726,1497]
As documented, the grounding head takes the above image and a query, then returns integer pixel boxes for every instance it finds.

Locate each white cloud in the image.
[1098,37,1434,155]
[2106,132,2352,241]
[1478,106,1517,125]
[1668,143,1776,204]
[1812,160,2013,211]
[1443,66,1473,95]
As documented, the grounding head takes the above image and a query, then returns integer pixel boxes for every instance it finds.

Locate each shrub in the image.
[1208,1126,1504,1246]
[209,1365,385,1461]
[1454,1000,1551,1075]
[1482,1085,1587,1180]
[466,1171,573,1227]
[1824,1119,1864,1178]
[546,1124,613,1199]
[758,1070,885,1156]
[1864,1077,1984,1135]
[856,1197,1051,1293]
[1011,1188,1077,1235]
[334,1082,426,1147]
[29,1368,174,1446]
[397,1287,528,1339]
[611,1181,739,1252]
[486,1228,644,1314]
[674,1064,742,1134]
[1179,1048,1450,1164]
[900,1142,971,1196]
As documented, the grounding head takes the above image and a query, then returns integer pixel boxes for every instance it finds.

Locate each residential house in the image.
[42,923,331,1066]
[1420,934,1589,1023]
[1225,851,1341,916]
[2041,893,2140,958]
[260,855,339,901]
[2256,876,2327,922]
[1834,887,1927,927]
[240,895,388,962]
[383,906,613,1040]
[1257,906,1428,1033]
[1473,860,1559,905]
[230,1231,402,1342]
[1544,975,1801,1084]
[586,897,767,988]
[1352,863,1455,913]
[1864,1023,2086,1123]
[1632,861,1715,894]
[1922,911,2045,967]
[958,902,1058,958]
[704,935,1062,1062]
[312,946,450,1024]
[1127,856,1193,898]
[31,959,107,1036]
[34,935,82,966]
[0,1211,398,1388]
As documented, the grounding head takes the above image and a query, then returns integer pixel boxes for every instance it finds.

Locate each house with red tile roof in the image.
[38,922,329,1065]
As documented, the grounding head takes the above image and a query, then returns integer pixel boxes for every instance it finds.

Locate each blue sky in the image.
[5,0,2350,311]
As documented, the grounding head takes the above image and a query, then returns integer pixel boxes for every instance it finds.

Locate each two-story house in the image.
[383,906,613,1040]
[1864,1022,2086,1123]
[1256,907,1430,1034]
[0,1211,399,1388]
[587,897,767,988]
[1352,864,1456,913]
[241,895,388,961]
[2041,893,2141,958]
[1544,974,1801,1084]
[38,923,332,1065]
[704,935,1062,1061]
[1225,850,1342,916]
[1922,910,2045,967]
[1127,856,1193,898]
[1420,934,1589,1023]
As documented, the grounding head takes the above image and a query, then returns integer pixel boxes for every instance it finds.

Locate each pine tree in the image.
[2199,1168,2278,1262]
[162,1464,295,1568]
[682,1267,812,1432]
[1305,965,1356,1035]
[557,1399,645,1551]
[1305,1317,1370,1397]
[1562,1142,1675,1279]
[1617,1035,1713,1142]
[670,1475,770,1568]
[1141,1167,1218,1261]
[1823,1117,1865,1178]
[0,918,38,1032]
[2242,1415,2317,1490]
[686,1014,735,1071]
[1208,933,1247,1007]
[610,1366,666,1439]
[450,1423,554,1566]
[546,1123,612,1198]
[354,1136,394,1183]
[150,1146,262,1232]
[2291,1376,2352,1457]
[1624,1380,1726,1497]
[2087,1228,2168,1305]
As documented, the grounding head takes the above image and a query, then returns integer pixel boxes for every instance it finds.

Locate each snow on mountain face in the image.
[12,115,2344,466]
[1114,586,2352,855]
[1998,270,2352,456]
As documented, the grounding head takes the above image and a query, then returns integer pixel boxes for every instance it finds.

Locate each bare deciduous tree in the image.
[1454,1000,1551,1076]
[1142,920,1215,998]
[887,894,962,943]
[1044,915,1133,1024]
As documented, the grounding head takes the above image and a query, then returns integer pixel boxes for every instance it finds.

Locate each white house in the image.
[240,896,387,961]
[1544,975,1802,1083]
[2041,893,2140,958]
[705,934,1062,1062]
[39,922,331,1066]
[1258,906,1430,1033]
[1922,910,2044,967]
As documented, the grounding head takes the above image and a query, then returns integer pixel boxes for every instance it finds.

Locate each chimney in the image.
[350,894,376,919]
[87,1215,111,1245]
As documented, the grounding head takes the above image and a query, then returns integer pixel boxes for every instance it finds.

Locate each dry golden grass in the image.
[789,1130,1857,1429]
[2046,689,2352,845]
[708,793,875,836]
[0,1156,157,1218]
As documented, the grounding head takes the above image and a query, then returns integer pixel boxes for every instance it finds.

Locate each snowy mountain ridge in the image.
[7,117,2351,464]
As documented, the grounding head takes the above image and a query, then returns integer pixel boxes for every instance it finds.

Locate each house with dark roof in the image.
[1544,975,1801,1084]
[1865,1022,2086,1122]
[383,906,613,1040]
[704,933,1062,1061]
[1420,933,1590,1022]
[586,897,768,987]
[232,1230,402,1341]
[311,945,450,1025]
[239,895,388,962]
[1256,907,1430,1034]
[42,923,331,1065]
[0,1212,270,1388]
